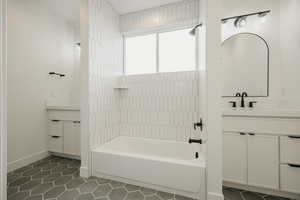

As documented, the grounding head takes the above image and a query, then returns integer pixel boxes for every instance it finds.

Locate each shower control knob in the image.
[194,118,203,131]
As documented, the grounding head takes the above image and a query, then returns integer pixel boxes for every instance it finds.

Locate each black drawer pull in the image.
[51,120,60,122]
[288,164,300,168]
[73,121,80,124]
[239,132,246,136]
[51,136,60,138]
[288,136,300,139]
[249,133,255,136]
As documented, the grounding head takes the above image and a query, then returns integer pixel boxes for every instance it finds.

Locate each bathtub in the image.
[92,136,206,199]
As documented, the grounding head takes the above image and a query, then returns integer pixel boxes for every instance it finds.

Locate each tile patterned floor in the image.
[7,156,293,200]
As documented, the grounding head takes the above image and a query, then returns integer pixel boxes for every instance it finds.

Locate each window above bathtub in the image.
[124,28,196,75]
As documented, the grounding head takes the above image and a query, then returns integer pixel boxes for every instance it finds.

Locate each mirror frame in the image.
[221,32,270,97]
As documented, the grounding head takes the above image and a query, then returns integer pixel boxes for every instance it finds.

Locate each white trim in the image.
[7,151,49,172]
[80,166,89,178]
[207,192,224,200]
[223,181,300,200]
[0,0,7,199]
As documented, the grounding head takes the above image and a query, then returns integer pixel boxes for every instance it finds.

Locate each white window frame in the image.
[123,26,199,75]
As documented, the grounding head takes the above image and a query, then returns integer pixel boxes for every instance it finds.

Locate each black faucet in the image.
[189,138,202,144]
[241,92,248,108]
[235,92,241,97]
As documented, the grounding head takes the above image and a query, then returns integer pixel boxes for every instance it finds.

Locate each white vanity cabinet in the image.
[47,107,80,158]
[223,111,300,197]
[223,132,279,189]
[223,132,247,184]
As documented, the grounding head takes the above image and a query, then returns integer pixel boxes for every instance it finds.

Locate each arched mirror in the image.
[221,33,269,97]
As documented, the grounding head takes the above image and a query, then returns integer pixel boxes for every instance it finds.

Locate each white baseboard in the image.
[223,181,300,200]
[80,166,89,178]
[7,151,49,172]
[207,192,224,200]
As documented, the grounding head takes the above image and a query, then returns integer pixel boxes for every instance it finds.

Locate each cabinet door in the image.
[223,132,247,184]
[248,134,279,189]
[63,121,80,156]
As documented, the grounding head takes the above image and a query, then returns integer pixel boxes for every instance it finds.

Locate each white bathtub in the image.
[92,136,206,199]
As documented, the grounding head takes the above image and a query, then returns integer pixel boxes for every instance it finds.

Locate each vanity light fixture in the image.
[221,10,271,28]
[234,16,247,28]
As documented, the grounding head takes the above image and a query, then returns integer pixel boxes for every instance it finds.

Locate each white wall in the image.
[7,0,80,170]
[0,0,7,197]
[120,71,201,142]
[120,0,199,35]
[222,0,300,110]
[80,0,123,177]
[279,0,300,109]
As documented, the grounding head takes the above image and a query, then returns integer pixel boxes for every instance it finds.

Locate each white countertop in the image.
[46,105,80,111]
[223,109,300,118]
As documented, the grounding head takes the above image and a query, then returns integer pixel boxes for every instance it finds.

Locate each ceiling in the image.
[107,0,183,14]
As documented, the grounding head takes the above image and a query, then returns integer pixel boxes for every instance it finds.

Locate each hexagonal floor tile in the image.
[93,184,112,198]
[8,191,29,200]
[20,179,41,191]
[145,195,161,200]
[54,175,72,185]
[58,189,80,200]
[124,184,140,192]
[44,186,65,199]
[140,187,156,196]
[76,193,94,200]
[125,191,144,200]
[242,191,264,200]
[31,183,53,195]
[10,177,31,187]
[157,191,174,200]
[109,181,125,188]
[66,177,85,189]
[79,181,98,193]
[109,188,127,200]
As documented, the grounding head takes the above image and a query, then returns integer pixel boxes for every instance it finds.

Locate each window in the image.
[124,28,196,75]
[125,34,157,75]
[159,29,196,72]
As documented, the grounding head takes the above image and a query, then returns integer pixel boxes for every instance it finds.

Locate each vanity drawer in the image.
[48,136,63,153]
[280,136,300,165]
[48,120,63,136]
[280,164,300,193]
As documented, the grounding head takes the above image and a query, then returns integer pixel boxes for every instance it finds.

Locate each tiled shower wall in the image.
[88,0,123,149]
[119,71,201,142]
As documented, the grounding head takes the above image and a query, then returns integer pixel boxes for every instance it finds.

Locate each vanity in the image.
[46,106,81,159]
[223,110,300,198]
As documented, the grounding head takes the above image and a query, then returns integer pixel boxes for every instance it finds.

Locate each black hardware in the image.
[288,164,300,168]
[221,10,271,22]
[240,132,246,136]
[51,120,60,122]
[49,72,66,77]
[51,136,60,138]
[194,119,203,131]
[249,101,257,108]
[73,121,81,124]
[229,101,237,108]
[241,92,248,108]
[288,136,300,139]
[189,138,202,144]
[235,93,241,97]
[248,133,255,136]
[195,152,199,159]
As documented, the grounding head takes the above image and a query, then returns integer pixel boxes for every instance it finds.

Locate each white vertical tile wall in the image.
[88,0,123,149]
[120,0,199,35]
[119,71,201,142]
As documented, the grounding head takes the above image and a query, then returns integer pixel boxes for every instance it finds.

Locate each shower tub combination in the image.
[92,136,206,199]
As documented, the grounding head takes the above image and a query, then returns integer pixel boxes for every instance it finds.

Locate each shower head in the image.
[189,23,203,36]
